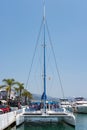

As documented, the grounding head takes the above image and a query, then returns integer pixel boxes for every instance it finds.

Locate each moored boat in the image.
[22,0,76,127]
[60,98,73,112]
[23,102,75,126]
[72,97,87,113]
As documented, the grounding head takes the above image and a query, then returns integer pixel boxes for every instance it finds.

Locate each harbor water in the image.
[8,114,87,130]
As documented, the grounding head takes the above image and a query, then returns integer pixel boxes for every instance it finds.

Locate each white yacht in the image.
[72,97,87,113]
[60,98,73,112]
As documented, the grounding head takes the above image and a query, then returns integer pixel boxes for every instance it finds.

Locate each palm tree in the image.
[3,78,15,99]
[22,89,32,105]
[5,86,10,99]
[14,87,19,97]
[16,82,24,99]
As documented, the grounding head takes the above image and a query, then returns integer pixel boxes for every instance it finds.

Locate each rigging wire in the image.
[45,19,65,98]
[26,0,65,99]
[25,19,44,90]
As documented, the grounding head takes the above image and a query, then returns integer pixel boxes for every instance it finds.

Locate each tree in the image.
[3,78,15,99]
[5,86,10,99]
[16,82,24,99]
[22,89,32,105]
[14,87,19,97]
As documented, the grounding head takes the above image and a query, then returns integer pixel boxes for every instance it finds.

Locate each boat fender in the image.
[62,108,66,112]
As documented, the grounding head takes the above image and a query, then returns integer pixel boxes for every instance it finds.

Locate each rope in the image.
[45,19,65,98]
[25,19,44,90]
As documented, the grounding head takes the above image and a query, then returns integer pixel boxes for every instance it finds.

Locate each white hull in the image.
[16,109,24,126]
[63,113,75,126]
[61,105,73,112]
[72,97,87,113]
[60,99,73,112]
[73,105,87,113]
[24,116,61,123]
[23,109,75,127]
[16,113,24,126]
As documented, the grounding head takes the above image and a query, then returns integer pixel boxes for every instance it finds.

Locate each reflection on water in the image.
[17,124,24,130]
[5,126,16,130]
[17,122,75,130]
[75,114,87,130]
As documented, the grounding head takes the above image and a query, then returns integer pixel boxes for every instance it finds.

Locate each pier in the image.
[0,109,24,130]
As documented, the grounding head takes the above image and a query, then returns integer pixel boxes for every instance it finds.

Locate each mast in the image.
[43,0,47,112]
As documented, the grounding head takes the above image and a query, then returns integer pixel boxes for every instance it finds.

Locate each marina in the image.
[1,98,87,130]
[0,0,87,130]
[1,0,76,128]
[0,106,75,130]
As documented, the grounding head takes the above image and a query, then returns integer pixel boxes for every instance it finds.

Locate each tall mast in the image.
[43,0,47,111]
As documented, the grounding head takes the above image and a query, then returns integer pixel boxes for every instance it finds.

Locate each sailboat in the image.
[23,0,76,127]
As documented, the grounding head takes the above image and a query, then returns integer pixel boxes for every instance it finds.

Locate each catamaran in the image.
[22,0,76,127]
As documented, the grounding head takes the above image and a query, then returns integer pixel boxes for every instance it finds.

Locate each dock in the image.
[0,109,24,130]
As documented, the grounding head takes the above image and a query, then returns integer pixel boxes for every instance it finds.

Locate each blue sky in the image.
[0,0,87,98]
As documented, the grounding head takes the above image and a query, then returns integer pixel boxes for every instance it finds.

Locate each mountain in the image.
[32,93,59,102]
